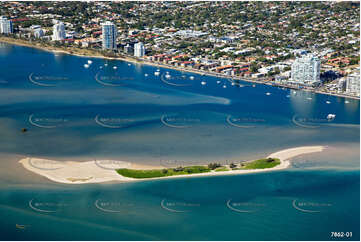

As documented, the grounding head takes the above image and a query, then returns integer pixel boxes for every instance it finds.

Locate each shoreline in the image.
[19,146,326,184]
[0,37,359,100]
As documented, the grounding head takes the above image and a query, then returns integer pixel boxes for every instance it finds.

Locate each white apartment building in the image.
[101,21,117,50]
[0,16,13,34]
[52,20,65,41]
[346,72,360,96]
[291,54,321,84]
[134,42,145,57]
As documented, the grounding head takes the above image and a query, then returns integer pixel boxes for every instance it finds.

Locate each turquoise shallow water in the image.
[0,170,359,241]
[0,43,359,240]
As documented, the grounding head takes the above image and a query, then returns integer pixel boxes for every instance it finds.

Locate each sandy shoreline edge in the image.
[0,37,359,100]
[19,146,326,184]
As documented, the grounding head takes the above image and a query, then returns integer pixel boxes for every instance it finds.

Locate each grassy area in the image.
[116,166,211,179]
[215,167,230,172]
[116,158,281,179]
[241,158,280,169]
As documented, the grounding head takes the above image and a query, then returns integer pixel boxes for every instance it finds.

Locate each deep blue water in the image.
[0,43,359,240]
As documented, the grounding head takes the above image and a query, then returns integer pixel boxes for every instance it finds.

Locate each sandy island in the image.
[18,146,325,184]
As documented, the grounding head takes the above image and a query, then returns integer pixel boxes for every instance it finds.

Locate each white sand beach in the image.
[19,146,325,184]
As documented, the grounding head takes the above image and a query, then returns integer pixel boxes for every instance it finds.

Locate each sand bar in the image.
[19,146,326,184]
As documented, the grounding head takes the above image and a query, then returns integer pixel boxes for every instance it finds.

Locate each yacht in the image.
[84,64,89,68]
[190,76,195,80]
[327,114,336,120]
[113,66,117,70]
[201,81,206,85]
[266,92,271,96]
[87,60,92,64]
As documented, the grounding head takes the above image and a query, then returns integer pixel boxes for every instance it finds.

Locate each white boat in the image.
[307,97,312,100]
[144,74,148,77]
[217,81,221,84]
[84,64,89,68]
[113,66,117,70]
[154,71,160,76]
[293,91,297,94]
[128,64,131,66]
[345,100,350,104]
[252,84,256,87]
[326,101,331,104]
[165,74,171,79]
[87,60,92,64]
[190,76,195,80]
[266,92,271,96]
[201,81,206,85]
[327,114,336,120]
[231,82,235,86]
[104,63,108,67]
[223,85,227,88]
[286,95,290,98]
[99,66,103,69]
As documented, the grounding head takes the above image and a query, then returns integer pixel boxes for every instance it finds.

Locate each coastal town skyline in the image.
[0,1,359,99]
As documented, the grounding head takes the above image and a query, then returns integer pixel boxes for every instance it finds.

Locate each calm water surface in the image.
[0,43,359,240]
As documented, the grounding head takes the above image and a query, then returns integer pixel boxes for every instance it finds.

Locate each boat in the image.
[286,95,290,98]
[104,63,108,67]
[128,63,131,66]
[307,97,312,100]
[252,84,256,87]
[113,66,117,70]
[144,74,148,77]
[190,76,195,80]
[154,71,160,76]
[99,66,103,69]
[217,81,221,84]
[266,92,271,96]
[231,82,235,86]
[345,100,350,104]
[165,73,171,79]
[327,114,336,120]
[84,64,89,68]
[201,81,206,85]
[223,85,227,88]
[87,60,92,64]
[326,101,331,104]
